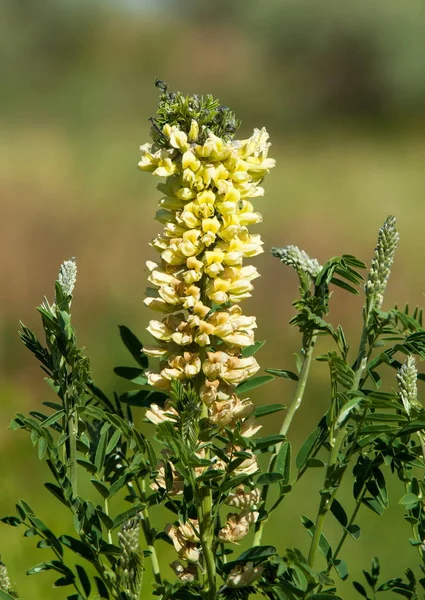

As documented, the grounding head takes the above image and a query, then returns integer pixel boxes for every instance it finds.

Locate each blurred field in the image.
[2,1,425,598]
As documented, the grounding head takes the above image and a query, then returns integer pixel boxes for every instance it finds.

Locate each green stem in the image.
[135,479,162,585]
[197,403,216,600]
[253,332,317,547]
[307,424,347,567]
[403,469,423,560]
[104,497,112,545]
[307,305,373,568]
[69,409,78,497]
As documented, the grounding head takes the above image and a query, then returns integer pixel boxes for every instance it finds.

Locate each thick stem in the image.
[104,497,113,545]
[194,279,216,599]
[197,403,216,600]
[253,332,317,547]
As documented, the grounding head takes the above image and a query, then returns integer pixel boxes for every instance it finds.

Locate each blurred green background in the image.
[2,0,425,597]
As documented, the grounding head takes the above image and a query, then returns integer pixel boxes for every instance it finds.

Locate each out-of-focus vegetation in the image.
[1,1,425,598]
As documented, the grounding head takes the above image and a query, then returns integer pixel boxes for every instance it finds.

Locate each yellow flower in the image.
[166,523,200,563]
[145,402,178,425]
[225,486,262,509]
[226,561,264,588]
[218,510,259,544]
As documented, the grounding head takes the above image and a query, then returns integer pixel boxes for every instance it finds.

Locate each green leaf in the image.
[236,545,277,563]
[275,442,291,485]
[38,436,48,460]
[301,515,332,560]
[106,429,121,454]
[59,536,95,561]
[399,493,419,509]
[108,473,131,497]
[220,474,251,493]
[77,458,97,474]
[330,498,348,528]
[120,389,167,407]
[296,427,322,471]
[333,558,349,581]
[330,277,360,295]
[337,396,363,426]
[94,576,110,599]
[118,325,149,368]
[254,435,286,450]
[0,591,16,600]
[94,427,109,473]
[237,375,274,394]
[241,340,266,357]
[265,368,299,381]
[91,479,109,499]
[257,472,284,486]
[362,498,385,515]
[113,366,147,386]
[44,483,68,508]
[353,582,368,598]
[253,403,286,418]
[112,504,146,530]
[41,410,65,428]
[346,524,361,540]
[308,594,344,600]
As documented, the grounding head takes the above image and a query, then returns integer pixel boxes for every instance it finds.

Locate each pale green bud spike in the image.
[58,257,77,297]
[271,245,321,278]
[365,216,399,310]
[0,560,16,597]
[397,355,421,416]
[116,514,144,600]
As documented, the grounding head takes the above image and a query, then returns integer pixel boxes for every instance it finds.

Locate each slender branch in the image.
[253,332,317,547]
[134,478,162,584]
[332,485,366,564]
[307,424,347,567]
[69,409,78,498]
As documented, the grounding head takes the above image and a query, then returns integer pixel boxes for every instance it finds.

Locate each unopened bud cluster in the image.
[58,258,77,297]
[397,355,421,416]
[116,515,143,600]
[139,89,274,576]
[365,216,399,310]
[271,245,321,278]
[0,561,14,596]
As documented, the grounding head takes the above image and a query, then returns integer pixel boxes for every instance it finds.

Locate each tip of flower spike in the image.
[150,79,241,147]
[58,257,77,297]
[271,245,321,278]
